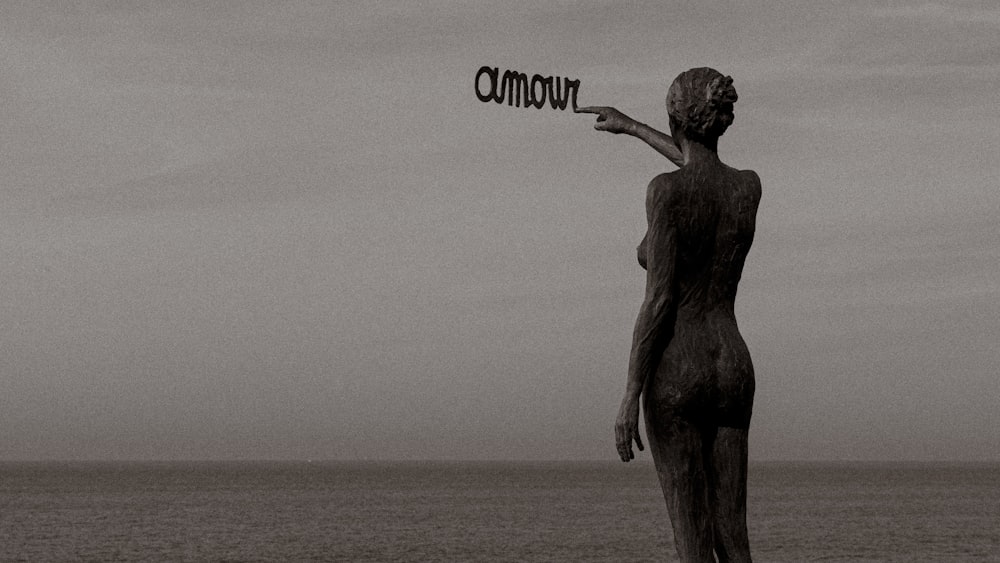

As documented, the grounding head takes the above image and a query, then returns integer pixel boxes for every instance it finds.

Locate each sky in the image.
[1,1,997,462]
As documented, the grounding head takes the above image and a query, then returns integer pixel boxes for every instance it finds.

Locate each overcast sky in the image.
[1,1,997,461]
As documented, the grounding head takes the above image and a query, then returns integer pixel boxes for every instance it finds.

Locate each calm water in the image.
[1,461,998,562]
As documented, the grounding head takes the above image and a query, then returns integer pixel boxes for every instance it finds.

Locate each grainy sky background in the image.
[1,1,997,461]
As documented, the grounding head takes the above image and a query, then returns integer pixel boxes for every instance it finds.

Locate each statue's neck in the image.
[681,138,719,166]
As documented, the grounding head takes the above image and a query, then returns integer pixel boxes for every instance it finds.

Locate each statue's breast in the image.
[637,232,648,270]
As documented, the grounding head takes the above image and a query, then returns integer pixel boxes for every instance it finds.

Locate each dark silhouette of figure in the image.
[578,68,760,562]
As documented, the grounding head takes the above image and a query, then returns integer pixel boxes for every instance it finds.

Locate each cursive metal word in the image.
[475,66,580,110]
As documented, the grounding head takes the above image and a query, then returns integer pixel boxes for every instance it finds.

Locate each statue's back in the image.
[643,162,760,429]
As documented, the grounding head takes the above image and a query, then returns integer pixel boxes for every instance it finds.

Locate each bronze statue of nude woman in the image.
[578,68,760,562]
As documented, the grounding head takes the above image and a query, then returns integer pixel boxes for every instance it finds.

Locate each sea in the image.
[1,461,997,562]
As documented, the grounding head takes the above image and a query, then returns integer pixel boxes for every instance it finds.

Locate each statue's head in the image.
[666,68,738,143]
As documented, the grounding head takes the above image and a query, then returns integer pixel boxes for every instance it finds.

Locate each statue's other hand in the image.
[615,395,644,462]
[575,106,636,135]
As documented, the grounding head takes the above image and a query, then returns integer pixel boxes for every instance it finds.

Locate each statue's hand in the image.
[615,394,644,462]
[575,106,637,135]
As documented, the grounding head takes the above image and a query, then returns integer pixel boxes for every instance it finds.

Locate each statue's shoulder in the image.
[649,171,678,187]
[645,172,682,210]
[732,169,762,206]
[647,170,687,194]
[738,169,762,193]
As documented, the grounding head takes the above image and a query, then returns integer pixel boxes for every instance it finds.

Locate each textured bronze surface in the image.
[581,67,760,563]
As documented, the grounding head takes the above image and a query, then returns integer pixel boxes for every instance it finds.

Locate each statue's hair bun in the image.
[667,68,738,141]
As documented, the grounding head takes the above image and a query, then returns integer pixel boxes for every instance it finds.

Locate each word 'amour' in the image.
[475,66,580,110]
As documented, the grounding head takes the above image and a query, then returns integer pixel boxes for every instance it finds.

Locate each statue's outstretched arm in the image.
[575,106,684,167]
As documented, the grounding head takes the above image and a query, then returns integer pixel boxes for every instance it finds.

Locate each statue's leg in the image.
[708,426,751,563]
[645,414,716,563]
